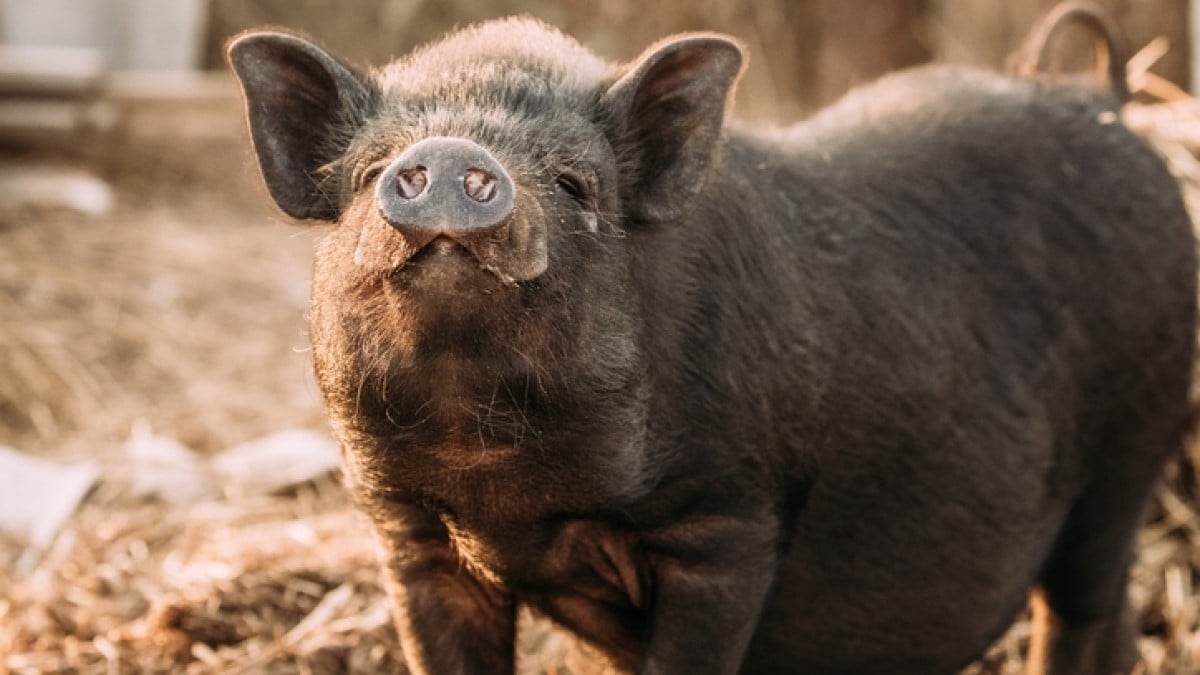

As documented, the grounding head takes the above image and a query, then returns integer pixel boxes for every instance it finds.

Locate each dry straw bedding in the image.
[2,98,1200,674]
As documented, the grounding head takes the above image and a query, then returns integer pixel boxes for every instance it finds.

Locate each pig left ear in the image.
[226,30,376,221]
[600,34,744,224]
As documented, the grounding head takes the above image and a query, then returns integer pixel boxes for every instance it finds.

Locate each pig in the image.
[227,3,1196,673]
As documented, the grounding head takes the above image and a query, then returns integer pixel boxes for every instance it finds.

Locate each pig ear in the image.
[600,34,744,224]
[226,30,374,221]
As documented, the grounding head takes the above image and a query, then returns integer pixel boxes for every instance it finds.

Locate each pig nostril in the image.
[396,167,428,199]
[464,168,497,203]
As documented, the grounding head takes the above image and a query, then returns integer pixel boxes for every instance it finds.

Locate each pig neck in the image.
[323,297,658,534]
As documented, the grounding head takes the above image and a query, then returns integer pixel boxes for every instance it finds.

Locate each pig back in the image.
[770,65,1196,456]
[672,65,1195,472]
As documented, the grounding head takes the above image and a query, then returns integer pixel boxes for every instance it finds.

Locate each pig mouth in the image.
[387,234,509,293]
[410,235,478,263]
[361,209,546,290]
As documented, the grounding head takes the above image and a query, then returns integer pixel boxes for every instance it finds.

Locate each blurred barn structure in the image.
[0,0,1192,139]
[199,0,1193,120]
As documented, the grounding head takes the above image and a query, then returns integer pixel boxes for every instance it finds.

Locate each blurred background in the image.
[204,0,1193,118]
[2,2,1200,674]
[3,0,1192,122]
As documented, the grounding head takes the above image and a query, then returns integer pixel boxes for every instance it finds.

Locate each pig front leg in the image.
[369,503,516,675]
[639,517,779,675]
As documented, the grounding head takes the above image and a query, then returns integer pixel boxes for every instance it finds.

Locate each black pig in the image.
[227,4,1196,673]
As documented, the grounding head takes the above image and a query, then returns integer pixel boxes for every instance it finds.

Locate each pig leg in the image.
[639,518,779,675]
[1039,473,1156,674]
[1045,599,1139,675]
[1040,378,1188,675]
[370,503,516,675]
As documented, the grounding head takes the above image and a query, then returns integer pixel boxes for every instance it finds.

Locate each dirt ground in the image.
[2,87,1200,674]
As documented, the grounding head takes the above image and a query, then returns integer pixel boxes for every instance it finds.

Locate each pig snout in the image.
[375,136,516,250]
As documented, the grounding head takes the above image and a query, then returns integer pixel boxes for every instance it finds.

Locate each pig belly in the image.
[743,455,1065,674]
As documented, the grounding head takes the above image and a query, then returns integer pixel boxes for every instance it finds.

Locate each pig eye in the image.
[356,162,388,191]
[555,173,589,204]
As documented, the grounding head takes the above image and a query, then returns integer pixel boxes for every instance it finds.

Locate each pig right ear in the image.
[226,31,374,221]
[600,34,744,224]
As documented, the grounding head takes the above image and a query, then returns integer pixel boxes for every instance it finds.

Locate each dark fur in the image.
[228,12,1196,675]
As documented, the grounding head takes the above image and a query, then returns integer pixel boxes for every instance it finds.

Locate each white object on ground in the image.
[124,421,217,505]
[0,445,98,549]
[0,164,115,214]
[210,429,340,498]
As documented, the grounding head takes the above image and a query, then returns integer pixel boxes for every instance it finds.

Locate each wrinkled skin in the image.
[228,15,1196,675]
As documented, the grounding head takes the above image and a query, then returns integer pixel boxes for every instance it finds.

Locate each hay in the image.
[3,91,1200,675]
